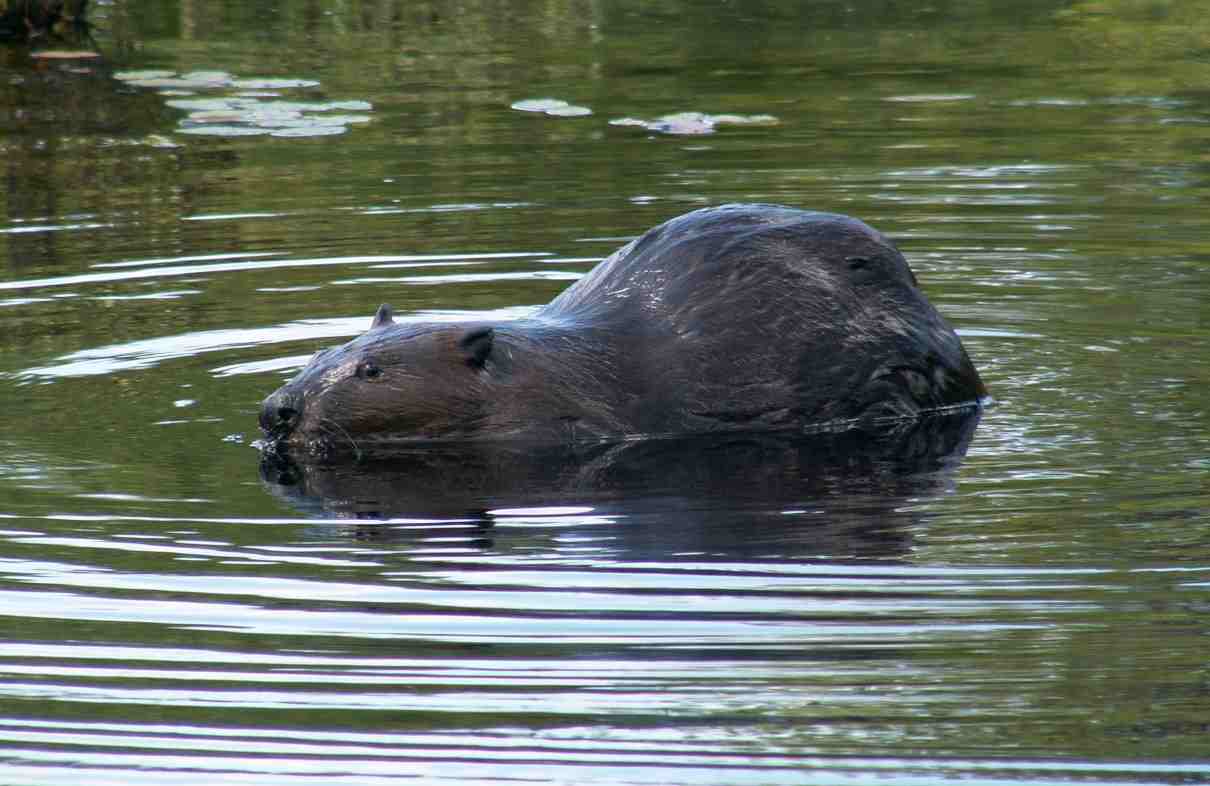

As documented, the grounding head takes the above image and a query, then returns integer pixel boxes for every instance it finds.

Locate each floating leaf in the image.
[511,98,592,117]
[231,78,321,89]
[251,114,331,129]
[129,77,232,90]
[328,100,373,112]
[511,98,568,112]
[179,70,233,85]
[125,78,187,89]
[711,113,779,126]
[124,71,236,90]
[176,125,270,137]
[184,110,256,124]
[609,111,779,135]
[270,125,348,138]
[619,112,716,135]
[266,100,373,113]
[883,94,975,103]
[114,70,176,80]
[545,104,592,117]
[119,69,373,141]
[165,97,255,112]
[317,114,372,124]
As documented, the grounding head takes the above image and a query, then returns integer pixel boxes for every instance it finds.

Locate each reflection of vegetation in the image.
[0,56,192,276]
[0,0,87,39]
[1053,0,1210,94]
[3,0,1210,484]
[6,0,1210,410]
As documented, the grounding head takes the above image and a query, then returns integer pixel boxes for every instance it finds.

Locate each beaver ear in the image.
[458,327,494,369]
[370,303,394,330]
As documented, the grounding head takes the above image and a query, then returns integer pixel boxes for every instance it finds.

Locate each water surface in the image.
[2,1,1209,784]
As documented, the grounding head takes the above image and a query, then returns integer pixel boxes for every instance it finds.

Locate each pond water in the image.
[2,1,1210,784]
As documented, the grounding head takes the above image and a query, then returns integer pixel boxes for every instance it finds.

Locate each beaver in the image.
[259,204,986,457]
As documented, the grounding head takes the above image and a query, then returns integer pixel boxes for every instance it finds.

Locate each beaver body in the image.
[259,204,986,457]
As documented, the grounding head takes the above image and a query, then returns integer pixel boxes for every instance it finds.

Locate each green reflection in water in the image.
[1,0,1210,783]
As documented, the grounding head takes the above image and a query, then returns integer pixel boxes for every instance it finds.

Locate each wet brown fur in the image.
[261,204,986,456]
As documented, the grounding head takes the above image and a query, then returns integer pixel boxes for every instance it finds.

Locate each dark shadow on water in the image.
[260,411,981,562]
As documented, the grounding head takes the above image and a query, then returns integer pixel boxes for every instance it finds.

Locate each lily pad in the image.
[114,70,177,80]
[511,98,592,117]
[177,125,270,137]
[512,98,567,112]
[609,111,779,135]
[179,70,234,85]
[124,71,237,90]
[270,125,348,138]
[883,93,975,103]
[266,100,373,113]
[126,78,185,89]
[231,78,321,89]
[317,114,373,125]
[184,111,249,124]
[119,69,374,141]
[253,114,336,129]
[328,100,373,112]
[710,113,778,126]
[165,97,257,112]
[545,104,592,117]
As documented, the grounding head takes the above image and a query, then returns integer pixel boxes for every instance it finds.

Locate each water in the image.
[2,1,1210,783]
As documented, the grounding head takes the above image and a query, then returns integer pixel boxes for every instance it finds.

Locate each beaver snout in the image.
[260,387,303,438]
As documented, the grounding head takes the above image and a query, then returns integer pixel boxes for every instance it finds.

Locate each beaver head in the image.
[260,304,496,457]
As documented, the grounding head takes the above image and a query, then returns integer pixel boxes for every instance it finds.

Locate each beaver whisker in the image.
[316,418,363,461]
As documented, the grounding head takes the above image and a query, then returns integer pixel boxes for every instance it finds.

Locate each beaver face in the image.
[260,305,495,456]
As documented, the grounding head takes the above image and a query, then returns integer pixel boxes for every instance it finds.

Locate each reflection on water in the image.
[2,0,1210,784]
[259,414,978,526]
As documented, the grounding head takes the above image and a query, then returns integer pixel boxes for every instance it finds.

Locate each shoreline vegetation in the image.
[0,0,88,40]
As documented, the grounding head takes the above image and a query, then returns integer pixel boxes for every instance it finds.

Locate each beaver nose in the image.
[260,388,302,436]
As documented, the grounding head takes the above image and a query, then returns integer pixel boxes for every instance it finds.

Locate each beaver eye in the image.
[356,361,384,381]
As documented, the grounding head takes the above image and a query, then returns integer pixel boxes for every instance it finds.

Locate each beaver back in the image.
[539,204,983,432]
